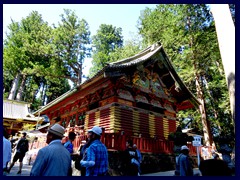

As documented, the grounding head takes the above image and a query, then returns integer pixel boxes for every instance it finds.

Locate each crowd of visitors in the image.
[3,123,235,176]
[170,125,235,176]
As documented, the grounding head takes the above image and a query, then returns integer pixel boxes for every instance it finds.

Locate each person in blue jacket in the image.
[64,131,76,154]
[30,124,72,176]
[80,126,109,176]
[178,145,193,176]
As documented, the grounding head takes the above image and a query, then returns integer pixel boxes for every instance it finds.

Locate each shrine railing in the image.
[73,133,197,155]
[29,133,196,156]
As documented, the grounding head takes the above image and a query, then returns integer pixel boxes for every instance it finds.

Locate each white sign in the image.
[192,140,201,147]
[193,135,202,166]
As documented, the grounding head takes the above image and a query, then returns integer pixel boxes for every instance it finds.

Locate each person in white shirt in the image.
[201,146,209,160]
[3,128,12,175]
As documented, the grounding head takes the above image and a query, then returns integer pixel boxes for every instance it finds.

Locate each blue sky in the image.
[3,4,157,78]
[3,4,157,41]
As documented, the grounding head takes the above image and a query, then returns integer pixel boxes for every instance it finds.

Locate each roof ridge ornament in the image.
[151,41,162,51]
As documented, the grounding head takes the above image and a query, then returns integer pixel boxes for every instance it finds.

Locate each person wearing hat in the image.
[80,126,109,176]
[7,132,29,174]
[30,124,72,176]
[177,145,193,176]
[171,126,190,173]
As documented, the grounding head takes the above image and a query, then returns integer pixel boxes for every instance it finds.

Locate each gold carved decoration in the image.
[132,68,151,89]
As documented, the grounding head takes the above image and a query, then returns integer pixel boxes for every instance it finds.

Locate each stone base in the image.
[108,151,198,176]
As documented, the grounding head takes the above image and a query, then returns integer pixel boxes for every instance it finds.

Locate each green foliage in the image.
[45,77,71,103]
[109,38,143,62]
[138,4,233,138]
[3,70,14,97]
[90,24,123,76]
[4,11,55,102]
[93,24,123,53]
[3,10,75,107]
[52,9,91,85]
[30,97,42,112]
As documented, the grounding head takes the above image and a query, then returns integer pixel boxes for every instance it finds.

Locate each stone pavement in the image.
[141,168,201,176]
[5,162,200,176]
[5,162,80,176]
[5,162,32,176]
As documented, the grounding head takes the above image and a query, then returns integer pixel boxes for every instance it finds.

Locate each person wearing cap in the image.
[170,126,191,175]
[30,124,72,176]
[7,132,29,174]
[177,145,193,176]
[80,126,109,176]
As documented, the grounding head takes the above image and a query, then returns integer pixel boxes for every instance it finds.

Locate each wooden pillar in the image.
[101,127,105,143]
[121,134,126,151]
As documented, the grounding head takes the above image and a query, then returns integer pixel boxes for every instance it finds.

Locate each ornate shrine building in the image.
[34,42,199,153]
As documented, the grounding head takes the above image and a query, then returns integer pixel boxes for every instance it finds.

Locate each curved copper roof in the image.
[35,42,200,114]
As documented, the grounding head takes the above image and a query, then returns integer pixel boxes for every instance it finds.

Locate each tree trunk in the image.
[195,74,213,146]
[211,4,235,131]
[8,73,20,100]
[16,74,27,101]
[32,89,39,105]
[39,83,44,105]
[187,17,213,146]
[77,68,82,86]
[41,84,47,106]
[203,75,222,131]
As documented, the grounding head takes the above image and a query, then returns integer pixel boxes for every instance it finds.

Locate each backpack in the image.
[75,145,88,171]
[17,139,28,153]
[74,156,81,170]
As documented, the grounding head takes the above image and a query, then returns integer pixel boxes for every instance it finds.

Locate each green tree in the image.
[90,24,123,76]
[52,9,91,86]
[138,4,233,146]
[109,37,143,62]
[4,11,53,101]
[45,77,71,103]
[3,11,72,107]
